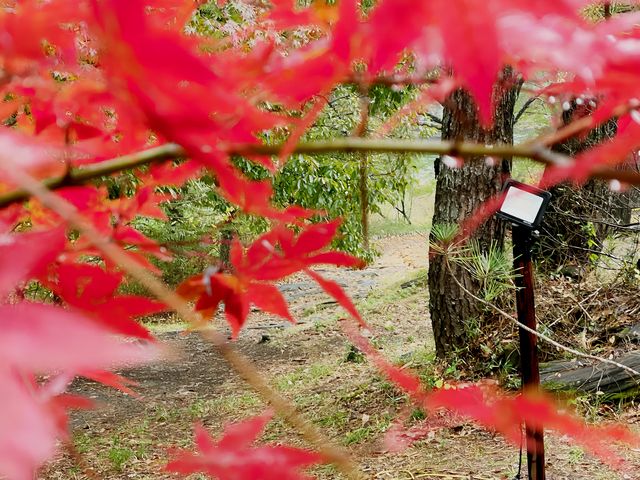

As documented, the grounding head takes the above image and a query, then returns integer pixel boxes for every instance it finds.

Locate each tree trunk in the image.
[537,103,626,270]
[429,70,520,358]
[219,226,233,267]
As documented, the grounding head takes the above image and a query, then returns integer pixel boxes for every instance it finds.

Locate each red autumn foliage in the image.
[342,319,640,473]
[1,0,640,478]
[0,302,159,479]
[47,263,166,340]
[383,409,462,453]
[177,220,364,335]
[0,227,65,300]
[166,412,324,479]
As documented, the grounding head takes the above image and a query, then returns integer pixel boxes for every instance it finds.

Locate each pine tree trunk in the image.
[429,70,520,358]
[537,103,626,270]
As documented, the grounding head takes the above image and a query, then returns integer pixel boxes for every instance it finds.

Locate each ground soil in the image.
[41,234,640,480]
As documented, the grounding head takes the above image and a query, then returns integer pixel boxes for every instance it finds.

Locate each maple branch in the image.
[3,137,640,208]
[349,73,439,88]
[4,166,364,480]
[244,138,566,164]
[0,143,185,207]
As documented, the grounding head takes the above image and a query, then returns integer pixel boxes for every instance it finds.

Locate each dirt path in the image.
[42,234,639,480]
[64,234,428,427]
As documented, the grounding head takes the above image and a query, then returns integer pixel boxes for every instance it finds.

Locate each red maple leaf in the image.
[0,129,66,185]
[178,221,364,336]
[0,226,66,300]
[541,117,640,189]
[342,318,640,471]
[0,370,64,480]
[93,0,287,221]
[427,384,640,472]
[166,411,323,480]
[177,267,290,337]
[0,301,161,478]
[49,263,167,339]
[0,302,160,373]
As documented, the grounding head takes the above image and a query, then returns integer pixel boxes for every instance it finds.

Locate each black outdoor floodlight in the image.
[494,179,551,480]
[496,180,552,230]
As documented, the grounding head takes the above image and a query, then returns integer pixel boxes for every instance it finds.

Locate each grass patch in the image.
[344,426,374,445]
[186,392,263,419]
[107,444,134,472]
[343,413,393,446]
[317,409,349,429]
[275,363,334,391]
[370,177,434,238]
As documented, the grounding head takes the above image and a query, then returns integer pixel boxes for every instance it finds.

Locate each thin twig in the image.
[546,287,603,330]
[513,96,541,125]
[393,204,412,224]
[423,112,443,125]
[561,215,640,231]
[528,102,632,148]
[442,256,640,380]
[4,165,364,480]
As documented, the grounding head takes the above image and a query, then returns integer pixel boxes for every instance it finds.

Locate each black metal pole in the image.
[512,225,546,480]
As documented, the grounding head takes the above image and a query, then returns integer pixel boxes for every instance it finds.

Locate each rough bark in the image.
[429,70,521,358]
[219,226,233,267]
[537,103,632,270]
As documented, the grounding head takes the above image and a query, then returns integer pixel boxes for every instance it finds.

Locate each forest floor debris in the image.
[41,234,640,480]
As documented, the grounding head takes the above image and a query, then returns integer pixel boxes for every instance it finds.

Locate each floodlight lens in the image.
[500,186,544,224]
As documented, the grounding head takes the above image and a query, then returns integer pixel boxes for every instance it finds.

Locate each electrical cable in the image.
[512,424,524,480]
